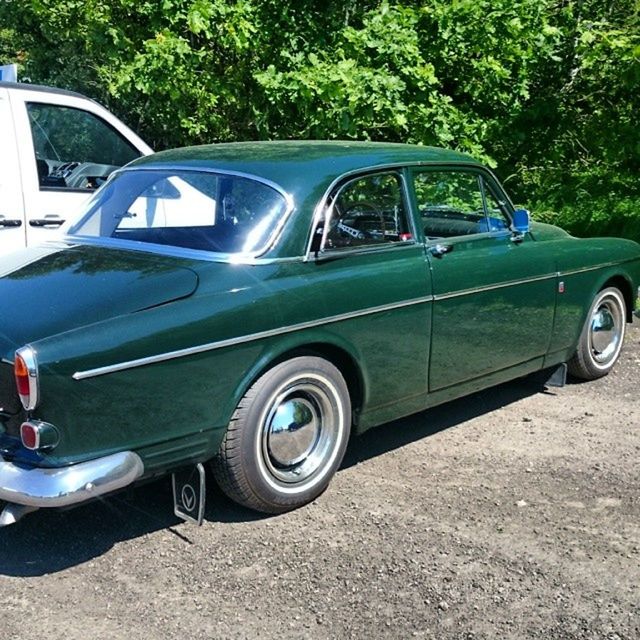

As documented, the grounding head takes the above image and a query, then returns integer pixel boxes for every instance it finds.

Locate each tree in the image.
[1,0,638,240]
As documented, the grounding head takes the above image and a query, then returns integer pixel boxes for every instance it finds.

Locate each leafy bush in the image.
[1,0,638,242]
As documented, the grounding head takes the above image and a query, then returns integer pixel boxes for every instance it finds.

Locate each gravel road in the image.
[1,321,638,640]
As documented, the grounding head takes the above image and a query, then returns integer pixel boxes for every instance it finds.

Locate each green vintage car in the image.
[1,141,639,526]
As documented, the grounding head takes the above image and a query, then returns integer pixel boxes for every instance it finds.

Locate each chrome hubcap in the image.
[267,398,320,467]
[589,298,622,364]
[262,382,339,485]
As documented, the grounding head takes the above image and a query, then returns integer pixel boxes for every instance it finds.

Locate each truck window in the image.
[26,102,141,191]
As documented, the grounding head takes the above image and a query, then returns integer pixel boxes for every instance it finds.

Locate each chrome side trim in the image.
[0,451,144,508]
[433,272,558,302]
[559,261,630,277]
[73,296,434,380]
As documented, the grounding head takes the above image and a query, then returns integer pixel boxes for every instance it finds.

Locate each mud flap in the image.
[545,363,567,388]
[172,463,206,525]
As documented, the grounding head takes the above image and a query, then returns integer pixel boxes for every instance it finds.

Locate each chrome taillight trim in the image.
[20,420,59,451]
[15,345,39,411]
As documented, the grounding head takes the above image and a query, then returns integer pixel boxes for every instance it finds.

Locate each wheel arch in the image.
[601,274,634,323]
[226,334,367,430]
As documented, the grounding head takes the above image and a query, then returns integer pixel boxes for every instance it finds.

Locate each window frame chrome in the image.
[304,161,516,261]
[64,166,295,262]
[409,164,517,244]
[307,166,420,260]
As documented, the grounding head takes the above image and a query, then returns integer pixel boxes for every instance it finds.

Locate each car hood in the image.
[0,244,199,358]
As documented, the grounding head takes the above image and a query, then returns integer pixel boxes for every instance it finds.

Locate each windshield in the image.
[67,169,290,255]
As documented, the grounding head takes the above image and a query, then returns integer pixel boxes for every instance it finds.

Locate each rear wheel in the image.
[212,356,351,513]
[568,287,626,380]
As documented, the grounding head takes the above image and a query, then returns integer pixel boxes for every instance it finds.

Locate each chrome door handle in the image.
[29,218,65,228]
[0,219,23,228]
[430,243,454,258]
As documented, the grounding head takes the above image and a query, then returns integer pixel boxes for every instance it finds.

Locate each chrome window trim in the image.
[308,168,419,258]
[61,235,306,265]
[72,295,434,380]
[482,175,515,226]
[66,166,295,262]
[304,160,484,260]
[315,238,420,261]
[424,229,512,244]
[412,165,516,238]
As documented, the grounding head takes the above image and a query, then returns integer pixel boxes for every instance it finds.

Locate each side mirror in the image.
[512,208,530,235]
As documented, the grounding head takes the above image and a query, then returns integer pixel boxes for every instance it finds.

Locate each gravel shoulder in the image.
[1,321,638,640]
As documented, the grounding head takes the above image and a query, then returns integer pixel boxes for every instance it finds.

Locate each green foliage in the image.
[0,0,638,242]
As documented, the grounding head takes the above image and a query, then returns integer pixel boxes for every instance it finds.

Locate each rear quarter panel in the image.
[28,251,431,473]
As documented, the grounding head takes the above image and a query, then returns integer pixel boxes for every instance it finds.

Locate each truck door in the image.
[0,87,27,253]
[8,86,152,248]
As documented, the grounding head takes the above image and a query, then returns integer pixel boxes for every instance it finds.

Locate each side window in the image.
[482,183,511,232]
[414,170,509,239]
[27,102,140,191]
[323,173,413,250]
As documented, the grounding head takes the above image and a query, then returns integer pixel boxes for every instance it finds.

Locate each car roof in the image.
[128,140,479,196]
[0,81,89,100]
[126,141,483,259]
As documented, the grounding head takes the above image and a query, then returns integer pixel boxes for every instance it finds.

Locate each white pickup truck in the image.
[0,82,152,254]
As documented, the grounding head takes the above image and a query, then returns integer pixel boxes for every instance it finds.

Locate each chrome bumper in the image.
[0,451,144,508]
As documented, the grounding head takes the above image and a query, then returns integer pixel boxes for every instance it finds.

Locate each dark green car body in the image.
[1,141,639,520]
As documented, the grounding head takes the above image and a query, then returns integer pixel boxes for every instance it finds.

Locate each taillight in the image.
[20,420,59,451]
[14,346,39,411]
[20,422,38,449]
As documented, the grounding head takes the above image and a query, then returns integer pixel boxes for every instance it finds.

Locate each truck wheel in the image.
[212,356,351,513]
[568,286,626,380]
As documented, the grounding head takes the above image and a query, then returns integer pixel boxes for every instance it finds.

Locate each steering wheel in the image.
[65,162,113,190]
[341,200,386,240]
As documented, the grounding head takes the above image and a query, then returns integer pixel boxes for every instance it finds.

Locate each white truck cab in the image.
[0,82,152,253]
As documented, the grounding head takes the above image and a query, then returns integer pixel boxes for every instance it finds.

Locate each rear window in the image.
[67,170,290,255]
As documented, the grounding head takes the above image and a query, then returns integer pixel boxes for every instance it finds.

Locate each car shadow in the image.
[342,368,555,469]
[0,369,555,577]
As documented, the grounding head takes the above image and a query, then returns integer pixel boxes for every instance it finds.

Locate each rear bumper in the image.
[0,451,144,508]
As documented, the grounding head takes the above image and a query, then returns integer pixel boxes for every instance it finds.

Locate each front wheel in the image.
[212,356,351,513]
[568,286,627,380]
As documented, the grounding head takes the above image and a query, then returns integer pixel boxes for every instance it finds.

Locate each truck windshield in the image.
[67,169,290,256]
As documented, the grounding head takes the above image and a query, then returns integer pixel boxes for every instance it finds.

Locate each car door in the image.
[8,87,152,249]
[0,87,26,253]
[309,169,433,421]
[409,166,557,391]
